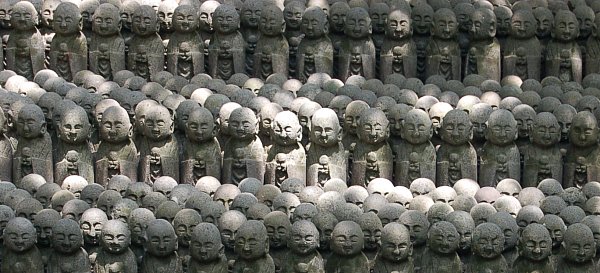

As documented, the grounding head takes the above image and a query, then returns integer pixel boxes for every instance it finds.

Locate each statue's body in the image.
[49,2,88,82]
[394,109,436,187]
[208,4,245,80]
[306,109,347,187]
[222,107,265,184]
[55,107,94,184]
[380,9,417,81]
[254,5,289,80]
[436,110,477,186]
[564,112,600,188]
[352,109,393,186]
[181,108,222,184]
[545,11,583,83]
[5,1,45,80]
[479,110,520,187]
[502,10,542,81]
[138,106,179,184]
[338,8,376,81]
[2,218,44,273]
[128,5,165,80]
[522,113,563,187]
[265,111,306,186]
[89,3,126,80]
[14,104,53,184]
[466,8,501,82]
[166,5,205,80]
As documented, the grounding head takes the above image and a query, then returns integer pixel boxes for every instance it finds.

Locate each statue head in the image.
[510,9,536,39]
[241,0,262,28]
[412,4,433,35]
[485,109,517,146]
[284,1,304,30]
[533,7,553,39]
[370,3,389,34]
[52,219,83,253]
[398,210,430,246]
[569,111,599,148]
[234,220,269,259]
[401,109,433,145]
[58,106,91,144]
[493,6,512,37]
[358,108,389,144]
[11,1,39,31]
[144,105,174,141]
[132,5,159,36]
[53,2,82,35]
[157,0,177,32]
[331,220,364,256]
[574,5,594,39]
[302,6,328,39]
[288,220,319,255]
[186,107,216,143]
[344,7,371,39]
[563,223,595,263]
[259,5,285,36]
[553,10,579,42]
[386,9,411,40]
[100,106,132,143]
[470,8,496,40]
[80,208,108,246]
[4,217,37,252]
[427,221,459,254]
[213,4,240,34]
[229,107,259,141]
[272,111,302,146]
[472,222,504,258]
[145,219,178,257]
[190,223,224,262]
[93,3,122,36]
[519,223,552,261]
[440,109,472,145]
[432,8,457,39]
[199,1,219,32]
[530,112,560,147]
[329,2,349,34]
[173,5,199,33]
[101,220,131,254]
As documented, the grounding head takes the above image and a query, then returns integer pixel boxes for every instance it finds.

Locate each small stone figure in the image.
[182,108,222,184]
[188,223,228,273]
[555,223,596,273]
[380,8,417,81]
[264,211,291,272]
[522,113,562,188]
[208,4,246,81]
[232,220,276,273]
[0,110,13,181]
[128,5,165,80]
[419,221,462,273]
[139,105,179,184]
[157,0,177,47]
[412,4,433,80]
[222,107,265,184]
[395,109,436,187]
[284,1,304,79]
[284,220,324,273]
[512,223,554,273]
[95,106,139,186]
[5,1,45,80]
[297,7,333,83]
[479,110,520,187]
[436,109,477,186]
[49,2,88,82]
[564,112,600,188]
[48,219,91,273]
[2,217,44,273]
[55,106,94,184]
[254,5,289,80]
[466,8,501,82]
[371,222,413,273]
[426,8,461,80]
[468,223,507,273]
[265,111,306,186]
[546,10,582,83]
[325,221,370,273]
[141,219,183,273]
[307,108,347,187]
[241,0,262,75]
[352,109,393,186]
[13,104,53,184]
[503,9,542,81]
[95,220,137,273]
[89,3,126,80]
[167,5,204,80]
[586,16,600,74]
[338,7,376,81]
[328,2,349,77]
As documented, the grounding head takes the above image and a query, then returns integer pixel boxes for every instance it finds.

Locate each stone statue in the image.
[479,110,520,187]
[49,2,88,82]
[254,5,289,80]
[265,111,306,186]
[420,221,462,273]
[264,211,291,273]
[307,108,347,187]
[81,208,108,267]
[95,220,137,273]
[232,220,276,273]
[48,219,91,273]
[167,5,204,80]
[586,16,600,74]
[157,0,177,47]
[352,109,393,186]
[556,223,596,273]
[138,105,179,184]
[208,4,246,81]
[182,107,222,184]
[95,106,139,186]
[128,5,165,80]
[188,223,228,273]
[328,2,349,78]
[466,8,501,82]
[5,1,45,81]
[436,109,477,186]
[512,223,554,273]
[55,106,94,184]
[426,8,460,81]
[371,222,413,273]
[394,109,436,187]
[564,112,600,188]
[141,219,183,273]
[380,8,417,81]
[2,217,44,273]
[0,110,12,181]
[89,3,126,80]
[325,221,370,273]
[546,10,582,83]
[342,101,369,171]
[284,220,324,273]
[503,9,542,81]
[222,107,265,184]
[412,4,433,80]
[468,223,507,273]
[284,1,304,79]
[522,113,562,188]
[338,7,376,81]
[574,6,594,73]
[13,104,53,184]
[297,7,333,83]
[240,0,262,75]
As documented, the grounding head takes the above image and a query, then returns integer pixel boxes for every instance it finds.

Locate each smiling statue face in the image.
[289,220,319,255]
[234,220,269,260]
[100,106,132,143]
[11,1,39,31]
[93,3,121,36]
[440,110,471,145]
[59,107,91,144]
[213,4,240,34]
[144,106,173,141]
[302,7,328,39]
[4,218,37,252]
[569,112,599,148]
[229,107,258,141]
[311,109,342,147]
[511,10,536,39]
[531,113,560,147]
[272,111,302,146]
[133,5,158,36]
[190,223,223,262]
[173,5,199,33]
[101,220,131,254]
[146,219,177,257]
[553,11,579,42]
[53,2,81,35]
[472,223,504,259]
[331,221,364,256]
[386,9,411,40]
[186,108,215,143]
[432,8,457,39]
[428,221,459,254]
[260,6,284,36]
[53,219,84,254]
[358,109,389,144]
[520,223,552,262]
[17,104,46,140]
[344,7,371,39]
[380,222,411,262]
[485,109,517,146]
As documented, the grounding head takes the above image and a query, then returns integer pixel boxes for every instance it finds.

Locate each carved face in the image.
[190,226,222,262]
[531,114,560,147]
[470,9,494,40]
[428,222,459,254]
[575,7,594,39]
[358,110,389,144]
[53,220,83,253]
[0,1,11,29]
[432,10,457,39]
[101,221,131,254]
[133,6,159,36]
[401,110,433,145]
[213,5,240,34]
[17,107,46,139]
[144,107,173,141]
[380,224,411,261]
[440,110,471,145]
[186,109,215,143]
[473,224,504,259]
[157,1,176,32]
[520,225,551,261]
[486,110,517,146]
[146,221,177,257]
[272,112,302,146]
[386,10,411,40]
[53,3,81,35]
[564,226,595,263]
[242,1,261,28]
[329,3,348,33]
[569,113,599,147]
[173,6,199,33]
[553,11,579,42]
[229,108,258,140]
[199,1,219,32]
[93,5,120,36]
[331,221,364,256]
[284,3,303,29]
[260,7,284,36]
[302,7,328,39]
[412,5,432,35]
[100,107,132,143]
[234,222,268,260]
[511,10,536,39]
[370,4,388,34]
[11,2,38,31]
[265,213,290,248]
[59,109,91,144]
[344,8,371,39]
[311,110,341,147]
[534,9,553,38]
[4,219,37,252]
[289,222,319,255]
[80,210,106,245]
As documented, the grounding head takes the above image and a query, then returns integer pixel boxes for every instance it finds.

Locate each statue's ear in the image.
[296,126,302,142]
[323,20,330,35]
[128,123,134,138]
[79,16,83,31]
[428,124,434,139]
[211,121,218,137]
[281,20,286,33]
[337,126,343,141]
[489,21,496,37]
[41,121,47,135]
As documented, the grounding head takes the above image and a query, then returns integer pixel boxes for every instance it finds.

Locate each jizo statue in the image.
[338,7,376,81]
[13,104,53,184]
[426,8,460,81]
[466,8,501,82]
[128,5,165,80]
[380,8,417,81]
[208,4,246,81]
[297,7,334,83]
[49,2,88,82]
[546,10,582,83]
[254,5,289,80]
[89,3,126,80]
[166,5,205,80]
[5,1,45,81]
